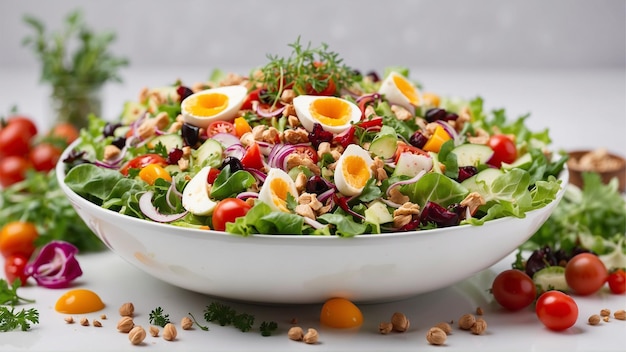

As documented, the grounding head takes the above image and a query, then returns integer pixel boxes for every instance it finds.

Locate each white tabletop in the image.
[1,67,625,351]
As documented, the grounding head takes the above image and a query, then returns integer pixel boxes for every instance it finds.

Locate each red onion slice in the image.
[139,191,188,223]
[435,120,460,144]
[385,170,427,198]
[211,133,241,149]
[254,101,286,118]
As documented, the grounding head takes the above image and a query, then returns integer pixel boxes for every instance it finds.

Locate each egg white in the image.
[334,144,374,196]
[293,95,361,134]
[258,168,299,213]
[182,166,217,216]
[378,71,422,113]
[181,85,248,128]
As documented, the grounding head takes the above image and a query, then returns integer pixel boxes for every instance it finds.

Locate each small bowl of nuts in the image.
[567,149,626,192]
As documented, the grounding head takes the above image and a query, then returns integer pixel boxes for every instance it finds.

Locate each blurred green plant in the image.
[22,9,129,128]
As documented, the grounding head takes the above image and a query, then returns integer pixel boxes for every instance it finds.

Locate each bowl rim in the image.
[56,139,569,241]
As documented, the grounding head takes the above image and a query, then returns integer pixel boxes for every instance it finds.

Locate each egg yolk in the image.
[55,289,105,314]
[341,155,370,189]
[392,74,420,105]
[270,177,290,212]
[320,297,364,329]
[186,93,229,117]
[309,97,352,126]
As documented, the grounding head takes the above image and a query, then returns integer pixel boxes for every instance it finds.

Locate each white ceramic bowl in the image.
[57,144,568,304]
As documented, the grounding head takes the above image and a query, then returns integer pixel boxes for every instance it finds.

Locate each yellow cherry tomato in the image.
[234,116,252,137]
[320,297,363,329]
[422,125,451,153]
[138,163,172,185]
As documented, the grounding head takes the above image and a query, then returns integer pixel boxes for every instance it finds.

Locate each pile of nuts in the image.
[588,308,626,326]
[378,308,488,346]
[287,326,319,344]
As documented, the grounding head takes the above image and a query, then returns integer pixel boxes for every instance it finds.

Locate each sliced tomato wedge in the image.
[293,145,318,163]
[241,88,263,110]
[206,121,236,137]
[240,142,265,170]
[120,154,168,176]
[394,143,428,163]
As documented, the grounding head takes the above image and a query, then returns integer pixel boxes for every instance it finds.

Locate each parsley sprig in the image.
[148,307,171,327]
[0,279,35,306]
[0,279,39,332]
[253,37,357,103]
[203,301,276,335]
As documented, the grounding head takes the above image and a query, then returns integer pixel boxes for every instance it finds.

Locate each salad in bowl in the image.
[61,39,566,238]
[56,38,570,302]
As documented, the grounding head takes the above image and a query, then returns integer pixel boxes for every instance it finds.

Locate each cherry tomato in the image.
[0,221,38,258]
[212,198,252,232]
[206,121,235,137]
[6,116,37,139]
[0,122,32,158]
[120,154,168,176]
[241,88,263,110]
[207,168,221,184]
[306,76,337,96]
[49,122,80,145]
[4,254,30,286]
[138,163,172,185]
[240,142,265,170]
[394,143,428,163]
[320,297,363,328]
[535,291,578,331]
[29,143,62,172]
[233,117,252,137]
[491,269,537,311]
[0,155,30,187]
[293,145,319,163]
[564,253,608,296]
[608,269,626,294]
[487,134,517,167]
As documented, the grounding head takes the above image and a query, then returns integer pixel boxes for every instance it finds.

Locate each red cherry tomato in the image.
[240,142,265,170]
[394,143,428,163]
[564,253,608,296]
[0,123,32,158]
[241,88,263,110]
[487,134,517,167]
[491,269,537,311]
[6,116,38,139]
[212,198,252,232]
[29,143,62,172]
[49,122,80,145]
[119,154,168,176]
[535,291,578,331]
[293,145,319,164]
[4,253,30,286]
[306,76,337,96]
[207,168,221,184]
[206,121,235,137]
[0,155,30,187]
[608,269,626,294]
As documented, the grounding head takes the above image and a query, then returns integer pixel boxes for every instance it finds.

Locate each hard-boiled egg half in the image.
[258,168,298,213]
[378,71,422,113]
[182,166,217,216]
[334,144,374,196]
[293,95,361,134]
[181,85,248,128]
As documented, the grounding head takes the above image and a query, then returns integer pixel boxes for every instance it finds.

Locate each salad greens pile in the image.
[61,39,567,237]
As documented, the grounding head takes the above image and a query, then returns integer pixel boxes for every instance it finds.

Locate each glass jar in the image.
[50,82,102,130]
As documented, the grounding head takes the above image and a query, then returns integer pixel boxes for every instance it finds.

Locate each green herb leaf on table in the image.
[148,307,171,328]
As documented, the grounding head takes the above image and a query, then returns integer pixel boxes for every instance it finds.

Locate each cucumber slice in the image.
[364,201,393,225]
[195,138,223,168]
[460,168,503,192]
[148,134,184,152]
[450,144,494,167]
[502,152,532,170]
[533,266,568,293]
[369,134,398,159]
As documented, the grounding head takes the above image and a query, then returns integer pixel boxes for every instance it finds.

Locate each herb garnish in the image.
[253,37,357,104]
[0,279,39,332]
[259,321,278,337]
[148,307,171,327]
[203,301,275,335]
